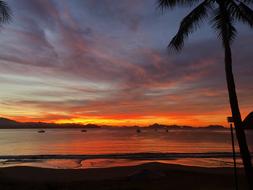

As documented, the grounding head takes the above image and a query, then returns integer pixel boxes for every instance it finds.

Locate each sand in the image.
[0,162,248,190]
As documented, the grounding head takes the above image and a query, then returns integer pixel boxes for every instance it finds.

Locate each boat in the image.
[136,129,141,133]
[81,129,87,132]
[38,130,45,133]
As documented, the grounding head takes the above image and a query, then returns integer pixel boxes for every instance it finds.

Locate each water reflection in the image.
[0,128,252,155]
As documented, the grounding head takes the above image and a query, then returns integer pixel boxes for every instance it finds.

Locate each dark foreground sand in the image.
[0,162,248,190]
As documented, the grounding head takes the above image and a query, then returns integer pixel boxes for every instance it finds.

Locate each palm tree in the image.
[0,1,11,25]
[158,0,253,189]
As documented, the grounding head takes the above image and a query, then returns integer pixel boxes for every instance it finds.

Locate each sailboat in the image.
[38,129,45,133]
[81,129,87,133]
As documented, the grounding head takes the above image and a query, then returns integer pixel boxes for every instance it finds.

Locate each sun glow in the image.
[55,116,179,126]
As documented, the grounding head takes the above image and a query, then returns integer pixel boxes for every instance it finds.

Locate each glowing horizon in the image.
[2,111,238,127]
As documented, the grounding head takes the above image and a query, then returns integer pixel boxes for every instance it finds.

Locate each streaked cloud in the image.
[0,0,252,126]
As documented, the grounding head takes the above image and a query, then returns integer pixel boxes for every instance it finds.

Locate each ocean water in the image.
[0,128,252,169]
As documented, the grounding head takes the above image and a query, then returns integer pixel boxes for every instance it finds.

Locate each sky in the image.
[0,0,252,126]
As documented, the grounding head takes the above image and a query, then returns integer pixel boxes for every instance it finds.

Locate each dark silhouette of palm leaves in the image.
[0,0,11,24]
[158,0,253,50]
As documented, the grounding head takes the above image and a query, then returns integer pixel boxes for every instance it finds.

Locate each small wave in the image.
[0,152,244,161]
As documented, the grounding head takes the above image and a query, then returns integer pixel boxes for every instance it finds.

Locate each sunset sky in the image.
[0,0,252,126]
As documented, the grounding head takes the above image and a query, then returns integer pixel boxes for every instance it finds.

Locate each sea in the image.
[0,128,252,169]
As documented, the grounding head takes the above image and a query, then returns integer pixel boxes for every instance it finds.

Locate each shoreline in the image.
[0,162,248,190]
[0,152,245,169]
[0,152,242,160]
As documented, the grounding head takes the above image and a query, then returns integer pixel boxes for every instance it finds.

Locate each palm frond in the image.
[168,0,212,51]
[240,0,253,5]
[211,5,237,47]
[226,1,253,27]
[238,2,253,27]
[0,1,11,24]
[158,0,201,9]
[159,0,253,50]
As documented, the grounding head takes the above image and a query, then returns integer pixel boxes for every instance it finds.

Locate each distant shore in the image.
[0,162,248,190]
[0,152,242,160]
[0,117,228,129]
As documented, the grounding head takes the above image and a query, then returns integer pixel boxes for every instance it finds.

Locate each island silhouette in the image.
[0,117,228,130]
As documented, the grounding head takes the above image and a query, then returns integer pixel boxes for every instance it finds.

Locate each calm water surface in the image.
[0,128,252,168]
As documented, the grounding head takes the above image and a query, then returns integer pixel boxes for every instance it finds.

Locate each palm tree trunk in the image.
[224,42,253,189]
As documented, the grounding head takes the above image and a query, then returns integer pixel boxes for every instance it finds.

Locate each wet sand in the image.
[0,162,248,190]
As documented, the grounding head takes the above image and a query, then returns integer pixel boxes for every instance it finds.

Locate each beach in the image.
[0,162,248,190]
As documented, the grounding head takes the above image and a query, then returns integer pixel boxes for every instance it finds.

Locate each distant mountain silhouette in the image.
[0,117,226,130]
[203,125,227,130]
[0,118,100,129]
[148,123,192,130]
[0,117,19,126]
[147,123,226,130]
